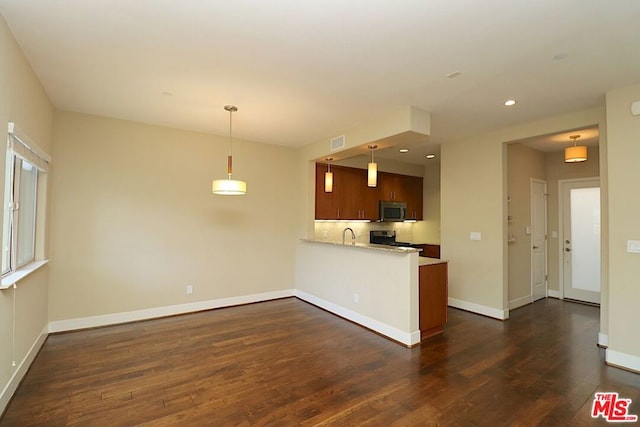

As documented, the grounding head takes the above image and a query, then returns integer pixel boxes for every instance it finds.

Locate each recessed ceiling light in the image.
[504,99,516,106]
[399,148,409,153]
[425,154,436,159]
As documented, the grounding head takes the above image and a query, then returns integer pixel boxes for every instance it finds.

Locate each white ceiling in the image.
[1,1,639,163]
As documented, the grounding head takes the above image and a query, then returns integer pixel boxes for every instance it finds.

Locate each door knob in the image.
[533,246,539,249]
[565,240,570,244]
[565,248,571,252]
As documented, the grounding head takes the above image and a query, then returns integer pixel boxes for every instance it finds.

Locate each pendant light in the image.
[212,105,247,195]
[368,144,378,187]
[324,157,334,193]
[564,134,587,163]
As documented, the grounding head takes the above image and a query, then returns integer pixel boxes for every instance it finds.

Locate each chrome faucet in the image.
[342,227,356,245]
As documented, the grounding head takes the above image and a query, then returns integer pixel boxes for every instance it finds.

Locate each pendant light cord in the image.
[224,105,237,179]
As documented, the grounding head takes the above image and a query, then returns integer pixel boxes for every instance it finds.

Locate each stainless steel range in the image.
[369,230,411,247]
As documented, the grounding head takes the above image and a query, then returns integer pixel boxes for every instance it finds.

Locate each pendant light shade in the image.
[324,158,333,193]
[212,105,247,195]
[564,134,587,163]
[368,145,378,187]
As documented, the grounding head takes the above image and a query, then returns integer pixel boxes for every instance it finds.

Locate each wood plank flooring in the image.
[1,297,639,426]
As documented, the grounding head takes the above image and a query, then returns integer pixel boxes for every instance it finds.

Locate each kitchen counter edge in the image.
[300,238,421,254]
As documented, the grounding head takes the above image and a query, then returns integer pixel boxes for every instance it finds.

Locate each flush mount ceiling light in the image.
[564,134,587,163]
[212,105,247,195]
[425,154,436,159]
[504,99,516,106]
[399,148,409,153]
[368,144,378,187]
[324,157,333,193]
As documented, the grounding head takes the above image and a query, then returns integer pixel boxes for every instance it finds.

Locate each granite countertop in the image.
[300,238,421,254]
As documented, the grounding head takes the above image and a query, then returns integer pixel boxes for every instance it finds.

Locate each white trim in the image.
[547,289,561,299]
[598,333,609,348]
[606,349,640,374]
[0,260,49,289]
[508,295,532,310]
[48,289,295,333]
[448,297,509,320]
[295,290,420,346]
[0,325,48,414]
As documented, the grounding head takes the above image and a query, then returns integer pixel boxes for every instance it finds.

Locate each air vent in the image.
[330,135,345,151]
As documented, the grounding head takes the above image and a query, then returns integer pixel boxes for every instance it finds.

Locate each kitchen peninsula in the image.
[295,238,447,346]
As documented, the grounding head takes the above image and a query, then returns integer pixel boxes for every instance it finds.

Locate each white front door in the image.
[531,179,547,302]
[560,178,601,304]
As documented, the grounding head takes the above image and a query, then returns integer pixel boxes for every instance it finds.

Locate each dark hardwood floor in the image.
[1,297,638,426]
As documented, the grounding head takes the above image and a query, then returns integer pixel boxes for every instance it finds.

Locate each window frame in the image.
[1,122,50,288]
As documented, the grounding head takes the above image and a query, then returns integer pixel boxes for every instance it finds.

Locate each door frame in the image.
[530,178,548,301]
[557,176,600,300]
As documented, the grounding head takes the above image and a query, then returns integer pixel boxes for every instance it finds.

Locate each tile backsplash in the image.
[313,221,421,244]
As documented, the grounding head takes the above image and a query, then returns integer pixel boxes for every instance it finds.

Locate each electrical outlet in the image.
[354,293,359,303]
[186,285,193,295]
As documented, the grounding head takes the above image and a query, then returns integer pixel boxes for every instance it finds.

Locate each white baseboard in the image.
[48,289,295,333]
[295,290,420,346]
[0,325,48,415]
[606,348,640,374]
[508,295,532,310]
[448,297,509,320]
[547,290,560,299]
[598,333,609,348]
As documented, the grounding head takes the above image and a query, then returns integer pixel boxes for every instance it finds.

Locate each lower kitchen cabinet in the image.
[419,261,448,340]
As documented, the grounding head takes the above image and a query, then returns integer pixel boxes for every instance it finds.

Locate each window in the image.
[2,122,50,278]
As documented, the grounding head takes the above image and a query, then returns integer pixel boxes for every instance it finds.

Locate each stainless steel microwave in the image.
[379,201,407,222]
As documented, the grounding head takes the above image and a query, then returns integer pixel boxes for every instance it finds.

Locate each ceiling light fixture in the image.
[504,99,516,106]
[368,145,378,187]
[425,154,436,159]
[324,157,333,193]
[212,105,247,195]
[564,134,587,163]
[399,148,409,153]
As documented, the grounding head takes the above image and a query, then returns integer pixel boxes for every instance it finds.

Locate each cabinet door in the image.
[378,172,406,201]
[405,175,423,220]
[315,163,338,219]
[419,262,448,340]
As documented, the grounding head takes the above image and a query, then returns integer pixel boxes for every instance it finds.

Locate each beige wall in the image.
[441,107,606,319]
[507,144,546,305]
[605,83,640,365]
[0,15,53,409]
[48,111,300,321]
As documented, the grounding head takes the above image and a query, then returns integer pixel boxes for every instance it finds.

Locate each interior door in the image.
[531,179,547,302]
[561,178,601,304]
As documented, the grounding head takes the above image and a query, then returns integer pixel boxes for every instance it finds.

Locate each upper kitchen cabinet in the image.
[378,171,407,202]
[405,175,424,220]
[315,163,337,219]
[315,163,423,221]
[315,163,377,220]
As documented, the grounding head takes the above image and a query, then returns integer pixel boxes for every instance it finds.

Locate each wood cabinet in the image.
[413,244,441,258]
[405,175,423,220]
[315,163,423,221]
[315,163,378,220]
[419,261,448,340]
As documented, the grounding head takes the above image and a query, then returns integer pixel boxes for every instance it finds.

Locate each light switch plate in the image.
[627,240,640,253]
[470,232,482,241]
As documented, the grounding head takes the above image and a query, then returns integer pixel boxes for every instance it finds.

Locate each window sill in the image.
[0,260,49,290]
